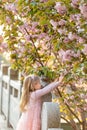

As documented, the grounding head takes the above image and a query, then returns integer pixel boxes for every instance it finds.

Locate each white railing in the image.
[0,64,62,130]
[0,64,21,129]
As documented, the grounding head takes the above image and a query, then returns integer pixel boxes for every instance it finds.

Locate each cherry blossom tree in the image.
[0,0,87,130]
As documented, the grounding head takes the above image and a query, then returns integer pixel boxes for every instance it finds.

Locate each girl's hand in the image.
[54,75,64,82]
[54,71,68,82]
[59,75,64,83]
[58,71,68,82]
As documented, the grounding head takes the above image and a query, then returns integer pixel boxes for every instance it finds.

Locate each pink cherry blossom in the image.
[5,3,17,14]
[58,19,66,26]
[70,95,74,100]
[18,48,25,56]
[79,4,87,19]
[18,42,25,47]
[63,37,70,43]
[58,49,73,62]
[1,42,8,51]
[77,37,85,43]
[24,35,30,42]
[83,104,87,111]
[58,28,67,35]
[18,25,26,35]
[68,32,77,41]
[63,50,73,61]
[70,14,77,22]
[6,16,11,24]
[32,34,38,38]
[54,2,67,15]
[70,14,81,22]
[73,50,80,58]
[45,35,50,42]
[38,33,47,39]
[82,44,87,55]
[23,22,31,32]
[80,94,87,99]
[71,0,79,8]
[50,20,58,30]
[75,14,81,21]
[32,22,38,28]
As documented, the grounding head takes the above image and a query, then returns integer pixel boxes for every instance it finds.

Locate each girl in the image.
[16,74,63,130]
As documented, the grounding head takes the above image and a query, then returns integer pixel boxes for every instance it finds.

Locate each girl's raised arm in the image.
[31,75,63,99]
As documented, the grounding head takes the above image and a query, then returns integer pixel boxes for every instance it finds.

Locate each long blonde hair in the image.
[20,75,40,112]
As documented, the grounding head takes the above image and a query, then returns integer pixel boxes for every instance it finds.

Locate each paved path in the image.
[0,114,13,130]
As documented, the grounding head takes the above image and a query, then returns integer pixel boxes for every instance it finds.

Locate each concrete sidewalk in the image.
[0,114,13,130]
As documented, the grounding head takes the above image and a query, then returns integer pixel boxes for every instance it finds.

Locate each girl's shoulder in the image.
[30,91,36,98]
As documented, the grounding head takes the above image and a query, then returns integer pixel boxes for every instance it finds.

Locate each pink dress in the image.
[16,81,60,130]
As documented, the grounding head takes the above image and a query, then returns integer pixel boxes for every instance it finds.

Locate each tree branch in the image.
[56,87,81,124]
[24,27,44,67]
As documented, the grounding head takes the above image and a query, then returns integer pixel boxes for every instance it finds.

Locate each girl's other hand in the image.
[54,75,64,82]
[59,75,64,83]
[55,71,68,82]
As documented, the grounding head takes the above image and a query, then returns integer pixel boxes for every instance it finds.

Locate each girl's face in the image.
[34,81,41,90]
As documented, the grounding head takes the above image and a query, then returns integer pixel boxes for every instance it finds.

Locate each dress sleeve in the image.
[31,81,61,99]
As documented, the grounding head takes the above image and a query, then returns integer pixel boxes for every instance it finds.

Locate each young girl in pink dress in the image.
[16,74,63,130]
